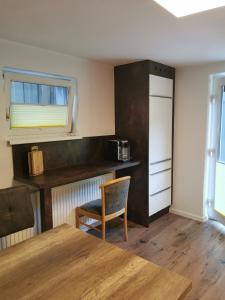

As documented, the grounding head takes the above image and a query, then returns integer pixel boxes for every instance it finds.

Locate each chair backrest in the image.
[0,185,34,238]
[101,176,131,215]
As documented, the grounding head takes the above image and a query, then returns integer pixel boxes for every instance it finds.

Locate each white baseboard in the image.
[169,207,208,222]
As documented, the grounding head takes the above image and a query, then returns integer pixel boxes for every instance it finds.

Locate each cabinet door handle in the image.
[150,158,171,165]
[150,168,171,176]
[150,95,173,99]
[150,187,171,197]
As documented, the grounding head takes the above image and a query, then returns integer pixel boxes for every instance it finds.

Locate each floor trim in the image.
[170,207,208,222]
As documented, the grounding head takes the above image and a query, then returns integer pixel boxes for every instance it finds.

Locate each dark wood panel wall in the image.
[12,136,114,177]
[114,60,175,226]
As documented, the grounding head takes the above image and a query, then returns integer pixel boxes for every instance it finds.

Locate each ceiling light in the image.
[153,0,225,17]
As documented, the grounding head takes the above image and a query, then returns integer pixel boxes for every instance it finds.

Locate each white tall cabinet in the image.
[149,75,173,216]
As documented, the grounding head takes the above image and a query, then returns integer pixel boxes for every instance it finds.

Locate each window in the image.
[218,86,225,163]
[4,69,76,136]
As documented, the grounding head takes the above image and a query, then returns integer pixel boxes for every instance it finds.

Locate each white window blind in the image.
[10,105,68,128]
[10,81,69,128]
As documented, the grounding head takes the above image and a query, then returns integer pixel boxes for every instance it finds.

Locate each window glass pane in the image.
[24,83,38,104]
[53,87,68,105]
[11,81,24,104]
[218,88,225,163]
[39,84,51,105]
[10,81,68,106]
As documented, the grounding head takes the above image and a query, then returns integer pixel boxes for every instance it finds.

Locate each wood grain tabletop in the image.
[0,224,191,300]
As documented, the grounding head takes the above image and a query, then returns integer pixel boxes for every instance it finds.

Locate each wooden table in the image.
[15,160,140,232]
[0,224,191,300]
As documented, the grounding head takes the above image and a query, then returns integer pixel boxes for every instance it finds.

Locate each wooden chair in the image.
[76,176,131,241]
[0,185,34,239]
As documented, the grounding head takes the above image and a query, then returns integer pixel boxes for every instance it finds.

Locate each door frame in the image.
[205,73,225,226]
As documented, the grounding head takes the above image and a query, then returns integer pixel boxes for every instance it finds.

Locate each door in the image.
[207,76,225,226]
[215,87,225,219]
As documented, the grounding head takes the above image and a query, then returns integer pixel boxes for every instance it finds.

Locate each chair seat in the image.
[80,199,102,215]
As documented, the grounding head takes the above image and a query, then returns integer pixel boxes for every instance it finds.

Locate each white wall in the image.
[0,39,115,188]
[172,61,225,221]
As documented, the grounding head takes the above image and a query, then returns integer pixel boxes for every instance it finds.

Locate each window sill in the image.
[8,134,83,145]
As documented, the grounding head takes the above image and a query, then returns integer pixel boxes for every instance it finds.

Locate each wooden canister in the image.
[28,146,44,176]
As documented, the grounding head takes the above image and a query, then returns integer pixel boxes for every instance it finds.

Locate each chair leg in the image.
[124,208,128,242]
[102,220,106,241]
[75,207,80,229]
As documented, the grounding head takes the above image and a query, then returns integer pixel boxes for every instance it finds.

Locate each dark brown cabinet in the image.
[114,60,175,226]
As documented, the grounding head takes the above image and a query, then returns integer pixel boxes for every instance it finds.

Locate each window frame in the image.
[4,71,77,136]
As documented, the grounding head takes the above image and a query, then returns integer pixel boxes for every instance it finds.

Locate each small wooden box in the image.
[28,146,44,176]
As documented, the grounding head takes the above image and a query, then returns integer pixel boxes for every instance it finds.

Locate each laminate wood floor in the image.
[102,213,225,300]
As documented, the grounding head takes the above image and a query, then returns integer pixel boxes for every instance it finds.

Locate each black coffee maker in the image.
[105,139,130,162]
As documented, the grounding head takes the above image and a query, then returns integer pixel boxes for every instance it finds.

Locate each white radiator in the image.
[0,173,113,250]
[52,173,113,227]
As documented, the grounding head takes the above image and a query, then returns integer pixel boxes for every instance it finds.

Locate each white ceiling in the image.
[0,0,225,67]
